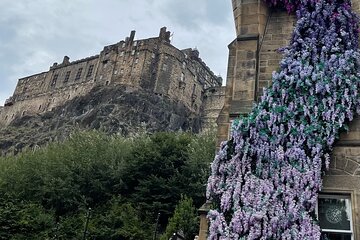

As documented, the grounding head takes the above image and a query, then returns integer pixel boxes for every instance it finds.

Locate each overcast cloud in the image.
[0,0,235,105]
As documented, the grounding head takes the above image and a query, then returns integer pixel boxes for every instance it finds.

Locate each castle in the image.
[0,27,225,130]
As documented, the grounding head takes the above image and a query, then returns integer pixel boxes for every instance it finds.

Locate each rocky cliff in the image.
[0,85,202,156]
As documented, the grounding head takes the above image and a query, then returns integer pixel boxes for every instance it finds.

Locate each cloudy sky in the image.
[0,0,235,105]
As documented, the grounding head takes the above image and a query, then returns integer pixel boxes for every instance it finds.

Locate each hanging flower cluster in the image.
[206,0,360,239]
[264,0,300,13]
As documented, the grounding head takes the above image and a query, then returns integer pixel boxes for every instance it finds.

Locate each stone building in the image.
[199,0,360,239]
[0,27,224,130]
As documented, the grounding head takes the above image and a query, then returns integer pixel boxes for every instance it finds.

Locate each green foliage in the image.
[88,200,153,240]
[0,197,54,240]
[0,130,215,239]
[161,195,199,240]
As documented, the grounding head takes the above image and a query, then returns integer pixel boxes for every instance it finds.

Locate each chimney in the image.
[62,56,70,65]
[159,27,167,40]
[129,30,136,44]
[165,31,171,42]
[191,49,199,58]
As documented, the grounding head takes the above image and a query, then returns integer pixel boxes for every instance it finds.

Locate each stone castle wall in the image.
[0,27,224,130]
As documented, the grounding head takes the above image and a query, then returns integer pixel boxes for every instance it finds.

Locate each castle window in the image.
[182,61,186,69]
[131,50,135,55]
[122,42,126,48]
[317,194,353,239]
[192,84,196,94]
[51,74,58,86]
[133,41,137,46]
[180,73,185,81]
[64,71,71,83]
[75,68,83,81]
[162,64,168,71]
[38,105,42,110]
[87,65,94,77]
[114,70,118,75]
[120,51,124,56]
[22,111,26,116]
[151,53,156,59]
[135,58,139,64]
[105,81,110,85]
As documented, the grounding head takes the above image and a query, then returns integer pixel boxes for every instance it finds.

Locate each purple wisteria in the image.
[206,0,360,239]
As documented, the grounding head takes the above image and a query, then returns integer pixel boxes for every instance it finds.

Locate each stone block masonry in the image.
[198,0,360,239]
[0,27,224,132]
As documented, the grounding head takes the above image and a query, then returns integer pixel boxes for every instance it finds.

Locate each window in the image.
[180,73,185,81]
[317,194,353,240]
[87,65,94,77]
[135,58,139,64]
[182,61,186,69]
[122,42,126,48]
[131,50,135,55]
[133,41,137,46]
[192,84,196,94]
[64,71,71,82]
[120,51,124,56]
[51,74,58,86]
[151,53,156,59]
[75,68,83,80]
[162,64,168,71]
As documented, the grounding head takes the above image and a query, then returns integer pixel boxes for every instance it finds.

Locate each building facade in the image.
[199,0,360,239]
[0,27,224,130]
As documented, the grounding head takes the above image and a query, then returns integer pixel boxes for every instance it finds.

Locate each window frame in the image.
[316,190,355,240]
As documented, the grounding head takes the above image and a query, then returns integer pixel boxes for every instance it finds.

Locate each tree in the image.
[161,195,198,240]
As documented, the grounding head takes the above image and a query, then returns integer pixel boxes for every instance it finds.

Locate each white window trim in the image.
[316,193,354,240]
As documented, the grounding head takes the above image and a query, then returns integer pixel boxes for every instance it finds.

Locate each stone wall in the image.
[199,0,360,239]
[0,27,223,130]
[202,86,225,132]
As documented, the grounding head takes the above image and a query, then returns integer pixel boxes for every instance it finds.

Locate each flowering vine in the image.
[206,0,360,239]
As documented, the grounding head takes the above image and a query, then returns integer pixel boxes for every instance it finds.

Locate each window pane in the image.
[318,197,351,231]
[321,233,351,240]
